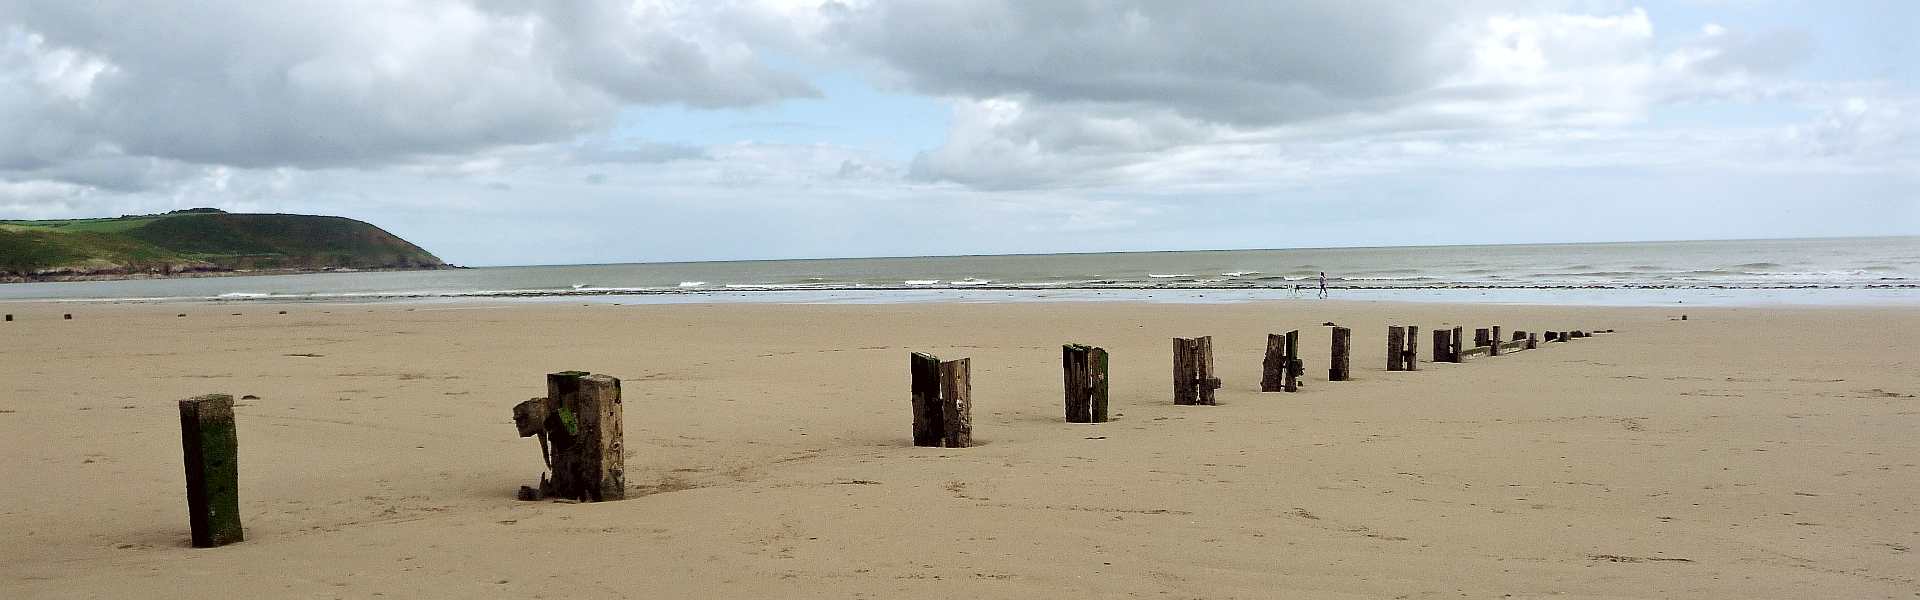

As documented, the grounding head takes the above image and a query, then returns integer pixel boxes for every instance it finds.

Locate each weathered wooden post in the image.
[179,394,243,547]
[1433,328,1451,363]
[911,353,942,445]
[1386,326,1406,371]
[550,372,624,501]
[1404,325,1420,371]
[1285,330,1302,392]
[1063,344,1109,423]
[510,372,625,502]
[1173,337,1219,405]
[1261,331,1303,393]
[1526,333,1538,350]
[1261,334,1286,392]
[3,314,11,322]
[939,358,972,447]
[63,313,72,320]
[1474,328,1490,347]
[1490,326,1504,356]
[911,353,972,447]
[1450,326,1464,363]
[1329,327,1351,381]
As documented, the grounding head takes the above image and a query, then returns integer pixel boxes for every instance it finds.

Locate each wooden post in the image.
[1513,330,1527,341]
[1090,348,1109,422]
[911,353,942,445]
[1432,328,1449,363]
[1474,328,1489,347]
[540,372,625,502]
[1404,325,1420,371]
[1259,330,1305,392]
[64,313,72,320]
[1063,344,1109,423]
[939,358,972,447]
[1526,333,1538,350]
[1284,330,1302,393]
[1262,334,1287,392]
[3,314,10,322]
[911,353,972,447]
[1173,339,1192,405]
[1386,326,1405,371]
[1329,327,1351,381]
[179,394,243,547]
[1490,326,1504,356]
[1450,326,1464,363]
[1264,331,1303,393]
[1173,337,1219,405]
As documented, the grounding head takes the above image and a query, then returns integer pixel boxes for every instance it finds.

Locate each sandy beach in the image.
[1,300,1914,598]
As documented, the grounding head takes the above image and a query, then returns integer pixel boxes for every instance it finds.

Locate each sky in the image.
[1,1,1915,266]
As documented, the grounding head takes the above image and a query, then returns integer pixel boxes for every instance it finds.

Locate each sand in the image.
[1,300,1915,598]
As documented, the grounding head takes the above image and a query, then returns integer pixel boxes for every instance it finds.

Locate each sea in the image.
[3,237,1916,307]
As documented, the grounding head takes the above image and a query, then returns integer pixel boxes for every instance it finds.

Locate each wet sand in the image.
[1,300,1914,598]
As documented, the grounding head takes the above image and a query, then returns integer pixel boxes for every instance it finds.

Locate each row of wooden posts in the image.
[170,326,1610,547]
[906,325,1614,448]
[4,313,69,320]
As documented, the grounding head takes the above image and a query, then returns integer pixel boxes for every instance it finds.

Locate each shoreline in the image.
[6,285,1916,308]
[0,264,459,284]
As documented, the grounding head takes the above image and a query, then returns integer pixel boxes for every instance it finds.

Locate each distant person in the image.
[1318,272,1328,299]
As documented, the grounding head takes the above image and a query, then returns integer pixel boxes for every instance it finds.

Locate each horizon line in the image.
[455,233,1919,269]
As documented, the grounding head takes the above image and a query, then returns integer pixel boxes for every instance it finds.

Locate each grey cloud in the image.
[1688,28,1811,77]
[569,140,711,165]
[829,1,1468,127]
[837,3,1856,190]
[0,0,812,179]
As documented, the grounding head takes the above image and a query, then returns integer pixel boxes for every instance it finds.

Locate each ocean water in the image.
[2,237,1916,307]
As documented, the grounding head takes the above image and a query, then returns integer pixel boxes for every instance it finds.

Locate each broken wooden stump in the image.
[1173,336,1220,405]
[1497,337,1528,353]
[1433,328,1451,363]
[1450,326,1464,363]
[179,394,243,548]
[1386,326,1405,371]
[63,313,72,320]
[1063,344,1110,423]
[1329,327,1351,381]
[1405,326,1420,371]
[510,371,625,502]
[1285,330,1302,391]
[1527,333,1539,350]
[1261,331,1303,393]
[1474,328,1490,347]
[1490,326,1505,356]
[3,314,10,322]
[911,353,972,447]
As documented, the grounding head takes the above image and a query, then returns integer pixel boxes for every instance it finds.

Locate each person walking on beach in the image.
[1318,272,1328,299]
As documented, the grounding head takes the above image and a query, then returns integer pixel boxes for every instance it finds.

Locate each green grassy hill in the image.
[0,209,447,281]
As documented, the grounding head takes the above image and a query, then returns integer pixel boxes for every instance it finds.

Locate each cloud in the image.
[824,1,1866,190]
[829,1,1471,127]
[0,0,813,176]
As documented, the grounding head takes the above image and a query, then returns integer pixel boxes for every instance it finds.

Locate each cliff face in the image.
[0,210,447,282]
